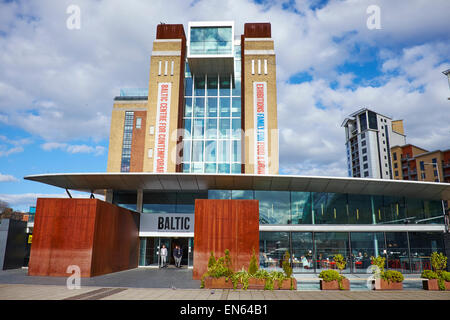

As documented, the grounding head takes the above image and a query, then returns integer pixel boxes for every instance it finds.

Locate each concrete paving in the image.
[0,267,449,300]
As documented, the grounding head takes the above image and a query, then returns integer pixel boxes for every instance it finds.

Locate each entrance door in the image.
[138,237,194,267]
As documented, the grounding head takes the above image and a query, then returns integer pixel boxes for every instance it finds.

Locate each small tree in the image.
[248,248,258,275]
[224,249,232,270]
[431,252,447,276]
[207,251,216,269]
[333,254,346,274]
[370,256,386,274]
[282,251,293,278]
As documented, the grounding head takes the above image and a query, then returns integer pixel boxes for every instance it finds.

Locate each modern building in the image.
[24,22,450,277]
[107,21,278,175]
[342,108,406,179]
[391,145,450,184]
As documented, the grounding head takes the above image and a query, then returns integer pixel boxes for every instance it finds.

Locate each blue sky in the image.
[0,0,449,211]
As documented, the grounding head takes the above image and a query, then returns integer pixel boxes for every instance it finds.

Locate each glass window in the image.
[232,79,241,96]
[291,192,312,224]
[205,163,216,173]
[219,119,230,138]
[208,190,231,199]
[194,76,205,96]
[291,232,314,273]
[350,232,386,273]
[422,200,444,224]
[231,119,241,139]
[176,191,207,213]
[219,97,230,117]
[207,97,218,117]
[347,194,373,224]
[231,190,253,199]
[385,232,410,273]
[382,196,406,223]
[207,75,218,96]
[142,192,176,213]
[193,119,204,138]
[219,75,231,96]
[408,232,445,273]
[191,162,204,173]
[368,111,378,130]
[183,140,191,162]
[112,191,137,211]
[182,163,190,173]
[135,117,142,129]
[205,118,217,139]
[205,140,216,162]
[184,118,192,139]
[260,232,290,271]
[231,98,241,117]
[194,97,205,117]
[184,98,193,117]
[218,163,230,173]
[218,140,230,163]
[313,193,348,224]
[231,163,241,174]
[314,232,351,273]
[255,191,290,224]
[185,77,193,96]
[192,141,204,162]
[359,112,367,132]
[231,140,241,163]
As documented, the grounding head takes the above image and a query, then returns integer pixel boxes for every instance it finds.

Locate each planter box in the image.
[203,277,233,289]
[422,279,439,291]
[320,278,350,290]
[446,281,450,291]
[373,279,403,290]
[248,278,266,290]
[275,278,297,290]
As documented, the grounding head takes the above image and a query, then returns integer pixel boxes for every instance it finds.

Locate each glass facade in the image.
[260,231,445,274]
[189,26,233,55]
[182,43,242,174]
[208,190,444,225]
[120,111,134,172]
[113,189,445,273]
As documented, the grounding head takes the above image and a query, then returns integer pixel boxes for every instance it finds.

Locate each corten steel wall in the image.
[28,198,140,277]
[193,199,259,280]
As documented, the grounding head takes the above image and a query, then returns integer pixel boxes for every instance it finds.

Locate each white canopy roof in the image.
[24,172,450,200]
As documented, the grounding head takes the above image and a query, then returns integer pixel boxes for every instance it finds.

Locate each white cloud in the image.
[0,0,449,176]
[0,173,18,182]
[41,142,105,156]
[0,191,105,212]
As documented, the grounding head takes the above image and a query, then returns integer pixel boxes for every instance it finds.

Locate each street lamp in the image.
[422,162,448,233]
[443,69,450,100]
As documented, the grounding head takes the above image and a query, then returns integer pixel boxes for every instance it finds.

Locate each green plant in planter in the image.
[441,271,450,282]
[254,269,270,279]
[200,249,234,288]
[319,269,346,290]
[281,251,296,289]
[232,268,251,290]
[333,254,346,274]
[421,269,438,279]
[207,251,216,269]
[248,248,259,276]
[370,256,386,274]
[264,271,286,290]
[431,252,448,291]
[382,270,404,284]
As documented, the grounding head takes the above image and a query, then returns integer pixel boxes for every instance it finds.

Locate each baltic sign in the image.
[154,82,172,173]
[140,213,194,234]
[253,82,268,174]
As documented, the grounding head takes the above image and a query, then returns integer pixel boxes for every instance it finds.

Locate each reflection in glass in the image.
[219,75,231,96]
[193,119,204,138]
[208,190,231,199]
[207,75,218,96]
[205,140,216,162]
[291,232,314,273]
[350,232,386,273]
[185,77,193,96]
[192,141,204,162]
[385,232,410,273]
[207,97,218,117]
[314,232,350,273]
[256,191,290,224]
[194,76,205,96]
[231,190,253,199]
[184,98,192,117]
[206,119,217,139]
[260,232,290,271]
[408,232,444,273]
[291,192,311,224]
[112,191,137,211]
[194,97,205,117]
[219,97,230,117]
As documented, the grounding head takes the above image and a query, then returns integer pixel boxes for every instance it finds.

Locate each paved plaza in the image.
[0,267,449,300]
